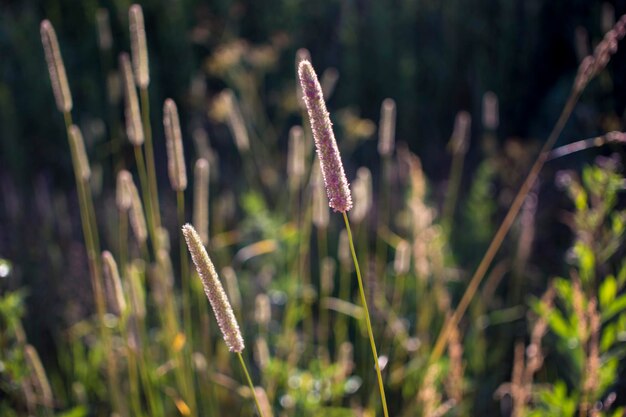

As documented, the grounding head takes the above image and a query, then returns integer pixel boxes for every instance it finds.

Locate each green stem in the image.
[133,145,157,254]
[177,190,197,415]
[343,212,390,417]
[140,87,161,229]
[237,352,266,417]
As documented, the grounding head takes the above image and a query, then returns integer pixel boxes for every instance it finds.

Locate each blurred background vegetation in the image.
[1,0,626,416]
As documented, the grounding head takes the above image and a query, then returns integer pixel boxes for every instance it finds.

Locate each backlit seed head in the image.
[40,20,72,113]
[129,4,150,88]
[163,99,187,191]
[298,60,352,212]
[182,224,244,353]
[120,53,144,146]
[68,125,91,181]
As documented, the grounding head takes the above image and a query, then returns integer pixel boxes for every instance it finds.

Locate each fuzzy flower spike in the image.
[298,60,353,212]
[182,224,244,353]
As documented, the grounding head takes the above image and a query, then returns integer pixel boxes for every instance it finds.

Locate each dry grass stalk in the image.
[102,251,127,316]
[183,224,244,352]
[24,344,53,408]
[68,125,91,181]
[574,14,626,92]
[193,158,210,245]
[163,99,188,191]
[378,98,396,157]
[40,20,72,113]
[129,4,150,88]
[298,60,353,213]
[119,53,144,146]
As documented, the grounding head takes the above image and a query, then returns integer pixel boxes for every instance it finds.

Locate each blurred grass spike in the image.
[163,99,188,191]
[129,4,150,88]
[126,172,148,245]
[68,125,91,181]
[40,20,72,113]
[378,98,396,157]
[120,53,144,146]
[193,158,210,245]
[102,251,127,316]
[182,224,244,353]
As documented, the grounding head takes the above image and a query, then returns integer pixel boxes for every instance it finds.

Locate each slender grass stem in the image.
[429,90,581,363]
[177,190,198,414]
[140,87,161,229]
[237,352,266,417]
[343,212,389,417]
[133,145,157,253]
[441,146,466,236]
[63,111,123,413]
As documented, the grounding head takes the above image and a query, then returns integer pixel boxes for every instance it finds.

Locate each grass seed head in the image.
[129,4,150,88]
[298,60,353,213]
[182,224,244,353]
[163,98,188,191]
[40,20,72,113]
[120,53,144,146]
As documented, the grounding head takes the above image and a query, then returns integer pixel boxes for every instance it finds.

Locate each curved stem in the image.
[343,212,390,417]
[237,352,266,417]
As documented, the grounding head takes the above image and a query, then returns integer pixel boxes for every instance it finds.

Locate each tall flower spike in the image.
[298,60,352,212]
[129,4,150,88]
[182,224,244,353]
[163,99,187,191]
[120,53,144,146]
[40,20,72,113]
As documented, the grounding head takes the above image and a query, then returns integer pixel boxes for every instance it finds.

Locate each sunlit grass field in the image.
[1,3,626,417]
